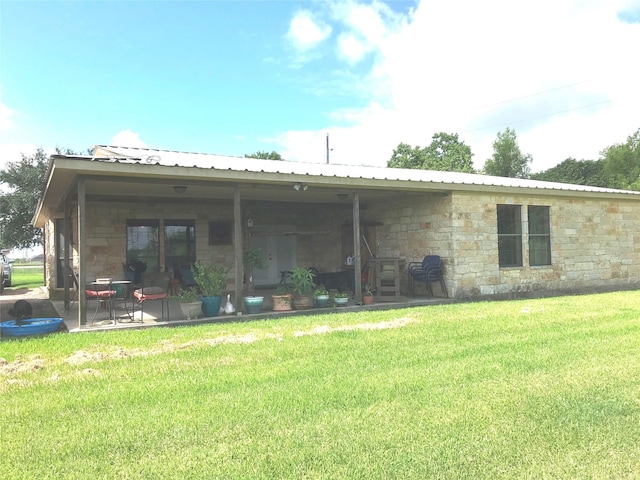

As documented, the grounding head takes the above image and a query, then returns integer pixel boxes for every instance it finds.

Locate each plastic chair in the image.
[407,255,448,297]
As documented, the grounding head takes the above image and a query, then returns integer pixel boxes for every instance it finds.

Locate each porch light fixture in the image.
[173,185,187,193]
[293,183,308,191]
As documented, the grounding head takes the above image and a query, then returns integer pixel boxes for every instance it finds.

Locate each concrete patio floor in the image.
[3,286,452,334]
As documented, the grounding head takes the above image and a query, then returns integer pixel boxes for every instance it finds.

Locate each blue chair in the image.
[407,255,448,297]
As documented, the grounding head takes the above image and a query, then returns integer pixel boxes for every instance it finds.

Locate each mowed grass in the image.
[1,291,639,478]
[5,264,44,290]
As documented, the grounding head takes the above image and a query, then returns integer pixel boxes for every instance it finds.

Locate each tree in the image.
[244,150,283,160]
[387,142,426,169]
[423,132,475,173]
[483,128,532,178]
[530,158,610,188]
[601,128,640,190]
[0,148,50,249]
[387,133,475,173]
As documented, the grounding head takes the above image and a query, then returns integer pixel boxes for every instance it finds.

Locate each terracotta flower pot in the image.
[272,294,292,311]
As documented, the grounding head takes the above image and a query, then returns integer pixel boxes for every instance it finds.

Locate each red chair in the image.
[86,278,117,323]
[133,272,170,321]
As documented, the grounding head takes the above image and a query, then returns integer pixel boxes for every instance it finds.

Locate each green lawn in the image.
[5,264,44,290]
[1,291,639,478]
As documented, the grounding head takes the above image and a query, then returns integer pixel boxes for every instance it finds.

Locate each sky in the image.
[1,0,639,174]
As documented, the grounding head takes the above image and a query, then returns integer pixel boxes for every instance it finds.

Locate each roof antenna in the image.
[326,133,333,164]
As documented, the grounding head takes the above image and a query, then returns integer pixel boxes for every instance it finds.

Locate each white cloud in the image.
[0,102,13,131]
[277,0,640,172]
[110,129,147,148]
[0,143,39,172]
[287,10,332,51]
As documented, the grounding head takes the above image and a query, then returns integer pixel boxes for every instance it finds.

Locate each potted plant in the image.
[314,285,330,308]
[334,291,349,307]
[362,283,375,305]
[272,284,293,311]
[289,266,316,310]
[192,261,228,317]
[171,287,201,320]
[243,248,267,314]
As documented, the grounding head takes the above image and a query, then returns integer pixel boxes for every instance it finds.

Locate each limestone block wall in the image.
[362,191,640,299]
[450,192,640,298]
[368,193,453,294]
[46,200,348,294]
[45,191,640,301]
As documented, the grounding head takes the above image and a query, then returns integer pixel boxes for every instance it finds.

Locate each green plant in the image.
[334,292,349,298]
[314,285,329,296]
[362,283,374,296]
[192,261,227,297]
[171,287,200,303]
[244,248,267,294]
[289,266,316,295]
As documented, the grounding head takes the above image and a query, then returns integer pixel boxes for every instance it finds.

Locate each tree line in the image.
[388,127,640,191]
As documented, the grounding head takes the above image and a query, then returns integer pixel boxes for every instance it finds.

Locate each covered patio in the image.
[33,146,451,329]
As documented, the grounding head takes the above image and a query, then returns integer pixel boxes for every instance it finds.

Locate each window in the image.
[497,205,522,267]
[126,220,160,272]
[528,206,551,266]
[165,220,196,272]
[209,221,232,245]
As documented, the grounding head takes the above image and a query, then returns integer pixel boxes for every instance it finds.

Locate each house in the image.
[32,145,640,326]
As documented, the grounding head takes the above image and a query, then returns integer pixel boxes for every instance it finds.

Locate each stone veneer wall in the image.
[368,191,640,298]
[368,193,453,295]
[450,192,640,298]
[46,200,348,296]
[45,191,640,300]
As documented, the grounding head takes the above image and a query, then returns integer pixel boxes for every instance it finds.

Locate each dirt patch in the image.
[294,317,414,336]
[2,317,415,378]
[0,354,45,375]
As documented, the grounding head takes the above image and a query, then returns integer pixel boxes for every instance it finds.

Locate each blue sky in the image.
[1,0,639,173]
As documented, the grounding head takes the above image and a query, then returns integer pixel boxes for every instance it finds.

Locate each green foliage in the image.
[171,287,200,303]
[387,142,425,169]
[387,133,475,173]
[243,248,267,270]
[289,266,316,295]
[362,283,374,296]
[0,148,49,249]
[530,157,610,187]
[244,248,267,294]
[192,261,227,297]
[483,127,532,178]
[314,285,328,296]
[601,128,640,190]
[244,150,283,160]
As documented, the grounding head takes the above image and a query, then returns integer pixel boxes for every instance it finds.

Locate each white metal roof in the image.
[92,145,637,196]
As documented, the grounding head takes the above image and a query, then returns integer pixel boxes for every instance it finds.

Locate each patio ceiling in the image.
[34,156,449,225]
